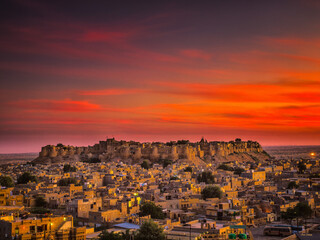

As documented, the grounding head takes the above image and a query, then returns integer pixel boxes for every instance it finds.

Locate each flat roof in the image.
[187,221,224,230]
[113,222,140,230]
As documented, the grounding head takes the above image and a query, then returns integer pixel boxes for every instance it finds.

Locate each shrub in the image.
[201,185,223,200]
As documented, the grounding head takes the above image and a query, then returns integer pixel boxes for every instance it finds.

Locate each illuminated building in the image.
[0,215,86,240]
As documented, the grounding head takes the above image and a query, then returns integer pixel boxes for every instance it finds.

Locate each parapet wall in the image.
[36,138,266,163]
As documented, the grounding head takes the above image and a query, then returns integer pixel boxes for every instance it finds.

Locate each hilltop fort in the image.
[33,138,270,164]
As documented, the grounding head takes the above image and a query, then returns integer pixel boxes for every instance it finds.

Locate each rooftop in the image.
[113,222,140,230]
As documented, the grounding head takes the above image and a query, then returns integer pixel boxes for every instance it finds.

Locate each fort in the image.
[33,138,269,164]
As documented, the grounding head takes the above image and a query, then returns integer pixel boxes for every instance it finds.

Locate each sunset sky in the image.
[1,1,320,153]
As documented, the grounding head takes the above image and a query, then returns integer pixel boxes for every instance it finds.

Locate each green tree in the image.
[58,178,78,186]
[298,161,306,173]
[295,202,312,220]
[281,202,312,224]
[287,181,299,189]
[99,230,131,240]
[281,207,296,223]
[197,171,215,184]
[170,176,179,181]
[162,159,173,168]
[140,201,165,219]
[217,164,234,171]
[135,220,166,240]
[0,175,14,187]
[177,140,189,145]
[63,164,77,173]
[30,208,51,214]
[141,160,150,170]
[233,167,245,176]
[165,141,175,146]
[17,172,38,184]
[309,173,320,178]
[184,166,193,172]
[35,196,47,208]
[201,185,223,200]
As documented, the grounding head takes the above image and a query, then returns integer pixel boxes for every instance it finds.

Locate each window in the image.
[30,226,35,233]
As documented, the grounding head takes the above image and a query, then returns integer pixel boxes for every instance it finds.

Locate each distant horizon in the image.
[1,138,320,155]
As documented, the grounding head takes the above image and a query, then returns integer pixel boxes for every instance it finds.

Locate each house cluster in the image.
[0,141,319,240]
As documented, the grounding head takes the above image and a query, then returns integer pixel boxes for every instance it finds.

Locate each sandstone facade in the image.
[34,138,267,164]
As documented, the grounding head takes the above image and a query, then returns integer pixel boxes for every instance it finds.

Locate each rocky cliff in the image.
[33,138,269,164]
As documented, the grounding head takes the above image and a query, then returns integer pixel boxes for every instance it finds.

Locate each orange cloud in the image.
[283,92,320,103]
[78,88,145,96]
[2,19,320,149]
[11,99,102,112]
[180,49,212,60]
[260,37,310,47]
[81,31,132,43]
[276,53,320,65]
[152,80,320,103]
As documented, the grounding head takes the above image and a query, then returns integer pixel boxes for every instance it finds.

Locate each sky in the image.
[1,0,320,153]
